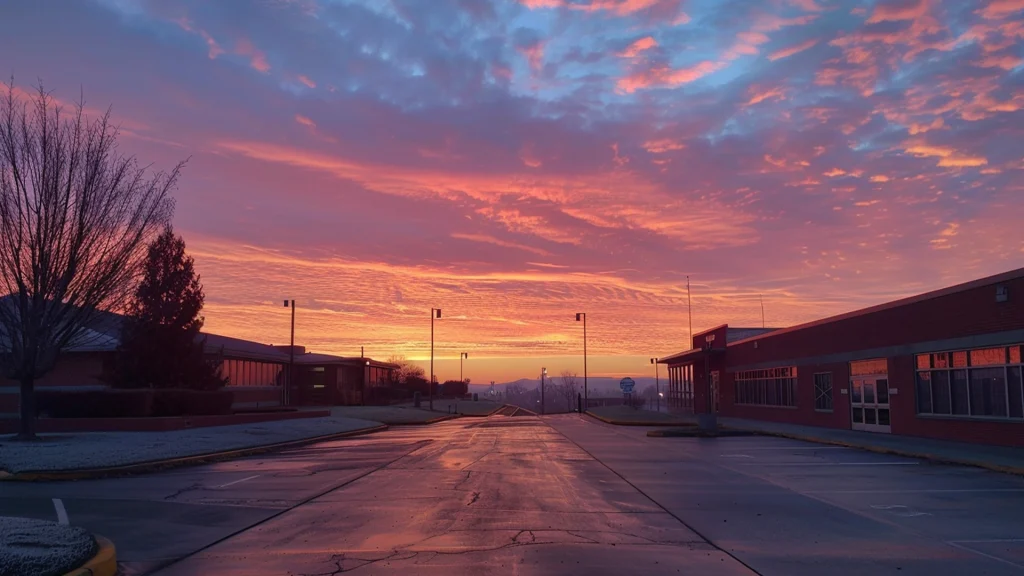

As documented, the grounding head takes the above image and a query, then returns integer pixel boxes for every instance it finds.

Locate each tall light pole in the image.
[650,357,660,412]
[540,367,547,415]
[283,299,295,406]
[460,352,468,385]
[430,308,441,411]
[576,312,587,409]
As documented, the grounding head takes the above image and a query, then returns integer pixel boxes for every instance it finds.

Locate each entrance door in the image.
[850,359,890,433]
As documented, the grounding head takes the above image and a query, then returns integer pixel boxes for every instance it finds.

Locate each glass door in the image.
[850,359,891,433]
[851,376,891,433]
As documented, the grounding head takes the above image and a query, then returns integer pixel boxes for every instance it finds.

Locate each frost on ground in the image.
[0,416,382,473]
[0,516,96,576]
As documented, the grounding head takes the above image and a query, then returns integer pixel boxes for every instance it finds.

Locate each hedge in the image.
[35,388,235,418]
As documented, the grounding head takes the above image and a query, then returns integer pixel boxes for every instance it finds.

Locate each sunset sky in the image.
[2,0,1022,383]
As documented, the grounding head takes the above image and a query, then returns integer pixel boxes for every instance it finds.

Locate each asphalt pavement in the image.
[2,414,1023,575]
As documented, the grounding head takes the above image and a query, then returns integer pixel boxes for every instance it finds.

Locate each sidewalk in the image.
[712,416,1024,476]
[0,415,386,479]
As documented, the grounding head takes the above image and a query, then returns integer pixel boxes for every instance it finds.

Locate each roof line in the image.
[730,267,1024,347]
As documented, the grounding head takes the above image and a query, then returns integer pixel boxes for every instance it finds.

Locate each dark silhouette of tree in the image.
[387,354,426,383]
[441,379,467,397]
[0,81,178,440]
[112,227,224,391]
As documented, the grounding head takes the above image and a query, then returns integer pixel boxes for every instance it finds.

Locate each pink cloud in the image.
[768,39,819,61]
[617,60,724,93]
[866,0,930,23]
[619,36,658,57]
[235,38,271,73]
[297,75,316,88]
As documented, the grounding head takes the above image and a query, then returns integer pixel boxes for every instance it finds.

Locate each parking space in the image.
[548,415,1024,576]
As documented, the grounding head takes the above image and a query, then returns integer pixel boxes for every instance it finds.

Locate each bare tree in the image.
[387,354,426,383]
[0,81,179,439]
[559,371,579,412]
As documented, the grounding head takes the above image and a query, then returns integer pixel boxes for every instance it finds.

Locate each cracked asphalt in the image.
[3,413,1024,575]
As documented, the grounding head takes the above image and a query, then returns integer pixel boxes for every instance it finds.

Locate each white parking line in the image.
[810,488,1024,494]
[735,462,919,466]
[52,498,68,525]
[214,474,261,489]
[946,541,1024,570]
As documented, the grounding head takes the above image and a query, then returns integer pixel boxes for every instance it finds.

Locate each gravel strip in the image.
[0,516,96,576]
[0,416,382,473]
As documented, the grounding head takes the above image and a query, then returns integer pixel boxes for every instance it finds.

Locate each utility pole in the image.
[460,352,468,384]
[541,367,547,415]
[576,312,587,410]
[687,276,693,349]
[430,308,441,411]
[283,299,295,407]
[760,294,765,329]
[651,357,660,412]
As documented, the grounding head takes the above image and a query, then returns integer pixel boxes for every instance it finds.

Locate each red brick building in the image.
[1,316,397,415]
[659,268,1024,447]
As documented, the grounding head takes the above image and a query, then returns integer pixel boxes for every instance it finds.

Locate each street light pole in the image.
[460,352,468,385]
[576,312,587,410]
[283,299,295,407]
[541,367,547,415]
[650,357,660,412]
[430,308,441,411]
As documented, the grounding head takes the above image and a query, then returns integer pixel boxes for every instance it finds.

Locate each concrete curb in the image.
[646,428,754,438]
[739,428,1024,477]
[585,410,697,427]
[390,414,460,425]
[64,535,116,576]
[643,423,1024,477]
[0,424,389,481]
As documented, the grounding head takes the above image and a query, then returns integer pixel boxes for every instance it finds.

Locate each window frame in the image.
[814,372,833,412]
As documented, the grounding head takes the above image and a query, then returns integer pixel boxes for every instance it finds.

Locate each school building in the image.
[659,268,1024,447]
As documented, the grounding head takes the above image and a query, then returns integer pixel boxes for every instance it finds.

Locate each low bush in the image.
[182,389,235,415]
[36,389,154,418]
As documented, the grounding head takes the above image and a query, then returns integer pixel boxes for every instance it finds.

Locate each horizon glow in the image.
[2,0,1021,382]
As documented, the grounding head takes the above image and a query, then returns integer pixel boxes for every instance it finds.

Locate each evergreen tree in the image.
[113,227,225,390]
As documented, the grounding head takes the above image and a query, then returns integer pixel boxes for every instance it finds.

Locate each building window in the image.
[734,367,797,407]
[814,373,833,411]
[915,345,1024,420]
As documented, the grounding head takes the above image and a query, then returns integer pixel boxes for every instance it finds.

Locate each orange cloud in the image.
[450,233,551,256]
[295,115,315,128]
[297,75,316,88]
[870,175,891,182]
[905,143,988,167]
[620,36,658,57]
[617,61,724,93]
[768,39,818,61]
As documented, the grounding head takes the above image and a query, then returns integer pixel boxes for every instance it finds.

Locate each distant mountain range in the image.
[468,376,662,397]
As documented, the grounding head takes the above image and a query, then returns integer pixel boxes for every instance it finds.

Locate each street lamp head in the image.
[575,313,583,321]
[434,308,442,318]
[283,300,289,307]
[650,358,656,364]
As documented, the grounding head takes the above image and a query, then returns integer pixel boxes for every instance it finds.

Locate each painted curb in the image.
[585,410,697,427]
[0,424,389,481]
[64,535,116,576]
